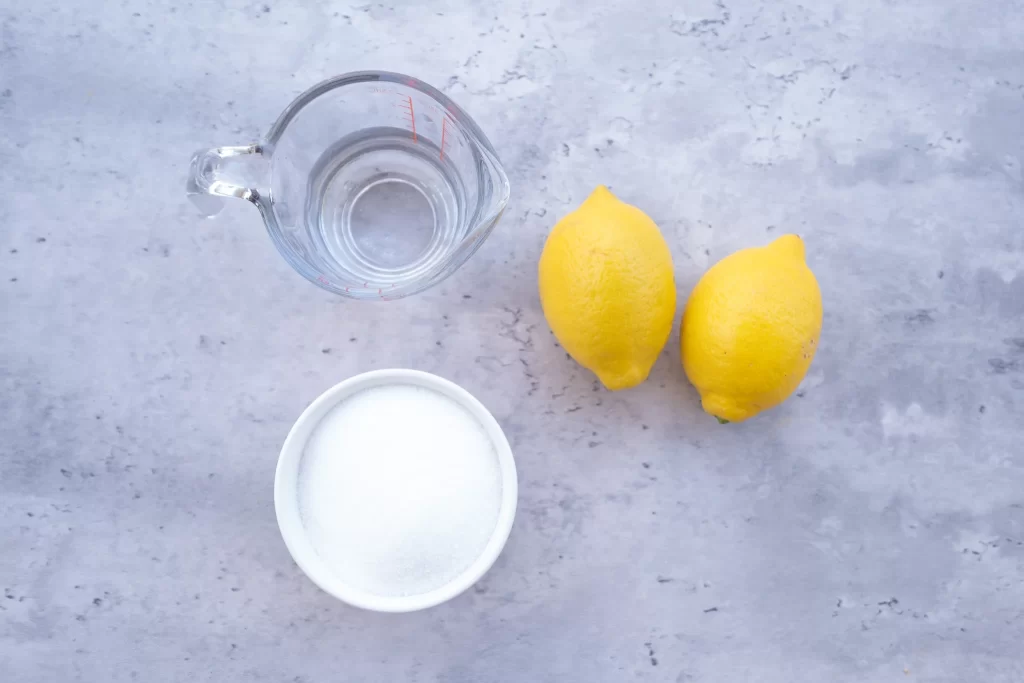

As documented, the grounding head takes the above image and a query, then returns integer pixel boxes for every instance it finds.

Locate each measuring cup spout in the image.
[186,144,269,217]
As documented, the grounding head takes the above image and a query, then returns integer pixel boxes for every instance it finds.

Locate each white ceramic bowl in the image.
[274,369,518,612]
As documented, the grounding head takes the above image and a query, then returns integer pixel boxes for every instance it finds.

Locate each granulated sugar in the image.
[297,383,502,597]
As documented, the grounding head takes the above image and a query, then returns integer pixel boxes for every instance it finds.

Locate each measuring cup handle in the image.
[186,144,267,217]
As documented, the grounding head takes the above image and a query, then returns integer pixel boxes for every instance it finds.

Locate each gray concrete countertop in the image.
[3,1,1023,681]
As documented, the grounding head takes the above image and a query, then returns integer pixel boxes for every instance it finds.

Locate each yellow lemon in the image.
[538,186,675,390]
[681,234,822,422]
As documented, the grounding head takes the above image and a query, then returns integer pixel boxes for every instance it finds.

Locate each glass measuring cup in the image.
[186,71,510,300]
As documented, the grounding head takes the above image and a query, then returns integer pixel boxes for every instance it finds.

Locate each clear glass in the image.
[186,72,510,300]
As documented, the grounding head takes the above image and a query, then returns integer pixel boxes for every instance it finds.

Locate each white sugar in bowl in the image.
[274,369,518,612]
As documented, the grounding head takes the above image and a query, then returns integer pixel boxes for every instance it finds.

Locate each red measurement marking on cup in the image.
[439,115,452,161]
[316,275,331,287]
[398,95,417,142]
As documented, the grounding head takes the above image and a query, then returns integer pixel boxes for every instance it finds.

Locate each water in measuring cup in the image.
[304,127,469,286]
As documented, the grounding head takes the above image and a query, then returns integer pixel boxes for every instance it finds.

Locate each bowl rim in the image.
[274,368,518,612]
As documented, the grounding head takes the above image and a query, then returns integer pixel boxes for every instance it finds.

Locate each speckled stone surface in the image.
[3,1,1024,681]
